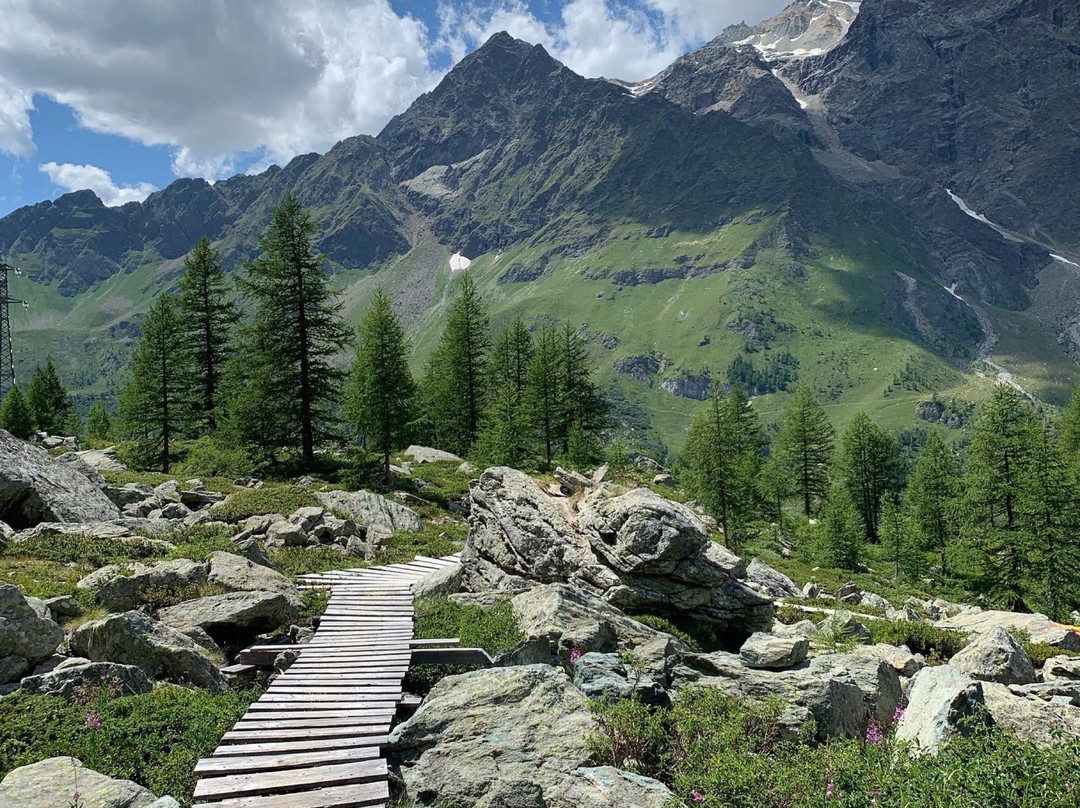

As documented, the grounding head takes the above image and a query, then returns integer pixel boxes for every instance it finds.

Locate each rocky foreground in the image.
[1,436,1080,806]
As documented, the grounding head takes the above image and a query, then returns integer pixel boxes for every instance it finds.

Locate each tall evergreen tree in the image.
[777,384,835,516]
[557,322,605,463]
[476,318,535,467]
[838,411,901,541]
[0,386,34,439]
[964,384,1037,611]
[526,325,562,469]
[118,294,184,472]
[422,272,490,456]
[881,497,924,583]
[682,384,761,549]
[177,237,235,433]
[345,289,416,486]
[906,431,959,577]
[228,193,352,468]
[1019,424,1080,621]
[85,403,112,444]
[25,360,71,435]
[1060,385,1080,461]
[758,452,794,532]
[821,485,863,570]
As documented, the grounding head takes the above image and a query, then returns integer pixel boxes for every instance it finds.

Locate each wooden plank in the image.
[242,710,394,722]
[210,737,383,756]
[246,702,398,714]
[194,780,388,808]
[196,746,380,775]
[221,727,388,743]
[194,760,385,800]
[233,717,393,731]
[408,638,460,648]
[410,647,494,666]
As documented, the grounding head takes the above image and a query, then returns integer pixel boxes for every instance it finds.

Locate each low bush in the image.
[268,546,360,578]
[162,525,236,562]
[374,523,466,566]
[868,619,969,662]
[628,614,701,651]
[0,556,88,599]
[211,485,320,523]
[171,436,255,480]
[3,532,164,567]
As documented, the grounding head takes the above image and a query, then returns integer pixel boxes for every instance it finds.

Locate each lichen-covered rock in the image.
[0,430,120,528]
[745,558,802,600]
[547,767,674,807]
[263,519,309,547]
[739,631,809,669]
[70,610,225,692]
[938,609,1080,651]
[315,489,422,534]
[413,563,463,598]
[77,559,208,612]
[949,627,1036,685]
[895,665,990,755]
[0,757,160,808]
[815,610,873,645]
[20,661,153,697]
[157,591,298,640]
[571,652,668,705]
[405,445,463,464]
[206,551,302,608]
[0,585,64,684]
[1043,655,1080,682]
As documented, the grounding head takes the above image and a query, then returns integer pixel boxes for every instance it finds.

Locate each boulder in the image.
[547,767,675,808]
[1043,655,1080,682]
[391,665,666,807]
[206,552,302,609]
[53,453,107,488]
[179,489,225,510]
[938,609,1080,651]
[413,563,463,598]
[854,643,925,678]
[463,468,772,638]
[745,558,802,600]
[263,520,309,547]
[815,610,873,645]
[20,661,153,698]
[70,610,225,691]
[949,627,1036,685]
[229,534,274,568]
[315,490,422,534]
[77,559,208,612]
[405,445,463,464]
[895,665,989,755]
[981,682,1080,746]
[74,446,129,473]
[571,652,668,705]
[0,757,159,808]
[158,591,299,641]
[0,585,64,683]
[0,430,121,528]
[739,631,809,669]
[44,594,81,620]
[288,506,327,532]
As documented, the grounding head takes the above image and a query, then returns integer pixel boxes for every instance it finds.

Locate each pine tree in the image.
[821,485,863,570]
[118,294,184,472]
[838,411,901,541]
[557,322,605,463]
[777,384,836,517]
[906,430,959,577]
[228,193,352,469]
[758,452,794,532]
[1061,385,1080,460]
[177,237,235,433]
[85,403,112,444]
[345,289,416,486]
[475,318,535,467]
[964,384,1038,611]
[526,325,562,469]
[0,386,34,439]
[881,497,924,583]
[1019,424,1080,621]
[25,360,71,435]
[422,272,490,456]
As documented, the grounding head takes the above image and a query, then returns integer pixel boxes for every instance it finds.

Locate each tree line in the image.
[113,194,606,480]
[681,381,1080,620]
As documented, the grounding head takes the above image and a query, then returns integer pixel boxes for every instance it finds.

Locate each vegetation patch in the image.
[211,485,320,523]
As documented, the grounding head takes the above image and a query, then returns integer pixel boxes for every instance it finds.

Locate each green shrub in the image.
[374,523,466,566]
[0,557,88,599]
[1023,642,1080,668]
[172,436,255,480]
[868,619,969,662]
[137,582,230,612]
[211,485,319,522]
[0,687,259,806]
[162,525,236,562]
[268,547,361,578]
[300,588,330,620]
[3,533,166,567]
[629,614,701,651]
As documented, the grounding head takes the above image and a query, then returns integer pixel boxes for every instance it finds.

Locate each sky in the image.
[0,0,788,217]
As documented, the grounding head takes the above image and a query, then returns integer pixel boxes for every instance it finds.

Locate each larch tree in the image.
[25,360,71,435]
[177,237,235,433]
[821,484,863,570]
[229,193,352,469]
[476,318,535,467]
[0,386,34,440]
[777,384,835,517]
[838,411,901,541]
[118,294,185,473]
[526,325,562,469]
[557,321,605,463]
[346,289,416,487]
[906,430,959,577]
[85,403,112,444]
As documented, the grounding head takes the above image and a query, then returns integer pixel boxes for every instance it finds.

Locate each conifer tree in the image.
[906,430,959,576]
[777,384,835,517]
[1019,424,1080,621]
[422,272,490,456]
[881,497,924,582]
[85,403,112,444]
[25,360,71,435]
[526,325,562,469]
[0,386,34,439]
[345,289,416,486]
[557,322,605,463]
[177,237,235,433]
[758,452,794,532]
[839,411,901,541]
[964,384,1037,611]
[821,485,862,570]
[1060,385,1080,460]
[228,193,352,469]
[476,318,535,467]
[118,294,184,472]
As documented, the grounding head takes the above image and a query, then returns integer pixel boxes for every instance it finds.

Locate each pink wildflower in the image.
[865,722,884,746]
[569,647,582,664]
[893,703,907,724]
[84,712,101,732]
[691,790,706,804]
[826,780,835,799]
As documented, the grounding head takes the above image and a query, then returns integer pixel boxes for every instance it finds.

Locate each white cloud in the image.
[642,0,790,43]
[39,161,156,206]
[0,78,34,156]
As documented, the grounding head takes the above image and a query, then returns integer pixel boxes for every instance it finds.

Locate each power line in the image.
[0,260,27,401]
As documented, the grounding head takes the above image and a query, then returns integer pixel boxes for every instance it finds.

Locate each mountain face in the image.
[1,1,1078,453]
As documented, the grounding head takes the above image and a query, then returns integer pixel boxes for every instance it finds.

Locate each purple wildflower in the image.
[893,703,907,724]
[569,647,582,665]
[691,790,706,804]
[84,712,101,732]
[826,780,835,799]
[865,722,884,746]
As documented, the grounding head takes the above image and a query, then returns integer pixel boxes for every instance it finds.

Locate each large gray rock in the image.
[982,682,1080,746]
[263,519,309,548]
[207,551,302,609]
[463,467,773,637]
[158,591,299,639]
[547,767,674,808]
[938,609,1080,651]
[950,627,1036,685]
[53,452,108,488]
[0,430,120,528]
[315,489,423,534]
[895,665,990,755]
[405,445,463,464]
[70,610,225,692]
[815,610,873,645]
[739,631,809,669]
[20,661,153,698]
[571,652,668,705]
[0,757,159,808]
[413,563,463,598]
[390,665,668,807]
[0,585,64,683]
[745,558,802,600]
[1043,655,1080,682]
[77,559,208,612]
[74,446,129,473]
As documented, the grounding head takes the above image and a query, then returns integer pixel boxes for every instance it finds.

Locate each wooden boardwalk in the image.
[191,553,462,808]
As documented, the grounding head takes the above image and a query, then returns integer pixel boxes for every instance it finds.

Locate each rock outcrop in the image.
[20,661,153,698]
[0,584,64,684]
[0,757,168,808]
[895,665,990,755]
[938,610,1080,652]
[949,627,1037,685]
[77,559,208,612]
[0,430,120,528]
[314,490,423,534]
[462,467,772,639]
[157,590,299,643]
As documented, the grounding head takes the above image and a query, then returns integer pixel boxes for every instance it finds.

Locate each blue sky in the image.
[0,0,786,217]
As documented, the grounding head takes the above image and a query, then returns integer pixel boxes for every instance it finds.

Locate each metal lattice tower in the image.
[0,260,26,400]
